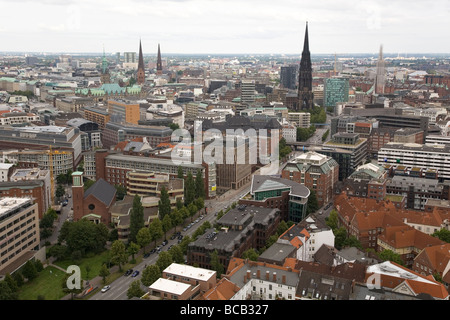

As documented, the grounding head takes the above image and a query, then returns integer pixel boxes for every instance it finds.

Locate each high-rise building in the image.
[124,52,136,63]
[324,77,349,108]
[280,65,298,90]
[156,43,163,76]
[374,45,386,95]
[298,22,314,110]
[137,40,145,85]
[240,79,256,105]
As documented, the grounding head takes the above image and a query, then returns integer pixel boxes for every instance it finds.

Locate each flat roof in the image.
[0,197,33,216]
[149,278,191,295]
[163,263,216,282]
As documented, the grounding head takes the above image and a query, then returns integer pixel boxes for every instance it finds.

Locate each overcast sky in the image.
[1,0,449,55]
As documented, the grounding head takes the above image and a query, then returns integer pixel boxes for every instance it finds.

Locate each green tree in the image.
[176,198,183,210]
[306,189,319,214]
[22,260,38,281]
[333,227,348,250]
[242,248,259,261]
[127,242,140,263]
[110,240,128,272]
[209,250,224,278]
[156,251,173,271]
[141,265,160,287]
[129,195,144,244]
[0,281,16,300]
[149,218,163,247]
[56,184,65,199]
[187,203,198,222]
[378,249,404,266]
[99,264,110,285]
[59,219,108,256]
[127,280,144,299]
[184,171,195,205]
[158,186,171,219]
[177,166,184,179]
[170,208,183,233]
[179,235,192,255]
[168,245,185,264]
[195,169,205,199]
[115,184,127,201]
[162,214,172,240]
[136,227,151,254]
[432,229,450,243]
[326,209,339,231]
[276,220,289,236]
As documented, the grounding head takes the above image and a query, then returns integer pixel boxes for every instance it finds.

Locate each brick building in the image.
[71,172,116,225]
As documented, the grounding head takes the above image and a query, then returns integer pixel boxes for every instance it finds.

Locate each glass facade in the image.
[324,78,349,108]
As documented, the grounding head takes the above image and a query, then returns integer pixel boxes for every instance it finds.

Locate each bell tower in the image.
[137,39,145,85]
[71,171,84,221]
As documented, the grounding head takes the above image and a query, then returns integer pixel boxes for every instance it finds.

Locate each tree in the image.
[129,195,144,244]
[170,208,183,233]
[58,219,108,256]
[127,280,144,299]
[136,227,151,254]
[306,189,319,214]
[115,184,127,201]
[141,265,160,287]
[158,186,171,220]
[148,218,163,247]
[22,260,38,281]
[177,166,184,179]
[176,198,183,210]
[179,235,192,255]
[276,220,289,236]
[333,227,348,250]
[195,170,205,199]
[187,203,198,222]
[242,248,259,261]
[209,250,224,278]
[432,229,450,243]
[99,264,110,285]
[325,209,339,231]
[110,240,128,272]
[156,251,173,272]
[162,214,172,240]
[168,245,184,264]
[378,249,404,266]
[55,184,65,199]
[127,242,140,263]
[0,281,18,300]
[184,171,195,205]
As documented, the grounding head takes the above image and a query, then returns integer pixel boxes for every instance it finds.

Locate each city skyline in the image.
[0,0,449,55]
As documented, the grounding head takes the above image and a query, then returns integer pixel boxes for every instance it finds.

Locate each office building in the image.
[280,65,298,90]
[107,99,141,125]
[101,122,172,149]
[378,142,450,180]
[282,151,339,207]
[240,80,256,105]
[324,77,349,108]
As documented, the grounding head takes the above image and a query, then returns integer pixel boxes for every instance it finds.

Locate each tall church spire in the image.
[156,43,162,76]
[137,39,145,85]
[298,22,314,110]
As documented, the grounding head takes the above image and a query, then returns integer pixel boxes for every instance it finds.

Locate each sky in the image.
[0,0,449,55]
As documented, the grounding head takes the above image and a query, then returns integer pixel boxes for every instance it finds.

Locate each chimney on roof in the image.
[273,272,277,282]
[266,270,270,280]
[282,275,286,284]
[257,269,260,279]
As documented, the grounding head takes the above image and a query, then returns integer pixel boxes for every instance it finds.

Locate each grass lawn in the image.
[18,266,67,300]
[53,250,111,281]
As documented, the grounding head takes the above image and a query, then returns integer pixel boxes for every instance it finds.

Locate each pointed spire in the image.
[138,39,145,70]
[303,21,309,53]
[156,43,162,75]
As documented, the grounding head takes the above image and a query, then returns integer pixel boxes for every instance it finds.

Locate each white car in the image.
[101,285,111,293]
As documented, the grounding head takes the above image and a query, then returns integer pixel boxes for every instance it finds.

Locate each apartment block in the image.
[0,198,40,277]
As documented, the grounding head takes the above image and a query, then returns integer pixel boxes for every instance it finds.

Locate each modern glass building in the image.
[324,77,349,108]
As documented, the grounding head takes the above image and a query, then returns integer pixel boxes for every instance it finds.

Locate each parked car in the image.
[101,285,111,293]
[131,270,140,277]
[124,269,133,276]
[143,252,150,258]
[162,240,168,246]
